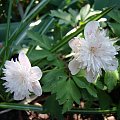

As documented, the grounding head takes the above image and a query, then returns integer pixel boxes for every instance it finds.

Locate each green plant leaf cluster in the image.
[108,9,120,37]
[0,0,119,118]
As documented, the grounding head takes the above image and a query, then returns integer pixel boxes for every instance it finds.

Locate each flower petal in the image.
[68,59,80,75]
[31,66,42,81]
[105,59,118,71]
[69,37,83,52]
[32,81,42,96]
[84,21,99,39]
[14,92,26,100]
[86,70,98,83]
[18,52,31,69]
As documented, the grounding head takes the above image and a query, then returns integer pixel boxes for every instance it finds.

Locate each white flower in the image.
[2,52,42,100]
[68,21,118,82]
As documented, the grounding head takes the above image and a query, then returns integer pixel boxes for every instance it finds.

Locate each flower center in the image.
[90,46,97,54]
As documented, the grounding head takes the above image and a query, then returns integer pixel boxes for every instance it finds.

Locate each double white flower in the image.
[68,21,118,82]
[2,52,42,100]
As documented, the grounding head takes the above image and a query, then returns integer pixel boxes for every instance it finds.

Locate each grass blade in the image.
[0,0,50,58]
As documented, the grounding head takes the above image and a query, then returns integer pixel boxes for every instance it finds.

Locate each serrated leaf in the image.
[62,98,73,114]
[68,8,80,24]
[27,30,52,50]
[104,70,119,92]
[56,79,74,113]
[42,69,66,92]
[50,56,65,68]
[51,78,81,113]
[51,9,71,25]
[52,77,67,100]
[28,49,51,61]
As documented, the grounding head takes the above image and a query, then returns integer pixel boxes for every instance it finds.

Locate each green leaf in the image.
[104,70,119,92]
[108,22,120,37]
[108,9,120,23]
[73,76,97,98]
[42,69,66,92]
[80,4,90,21]
[51,9,71,24]
[51,8,79,26]
[94,0,120,10]
[86,84,97,98]
[62,98,73,114]
[51,78,81,113]
[27,30,52,50]
[81,89,95,101]
[73,76,88,88]
[44,94,63,119]
[95,80,106,90]
[55,79,74,113]
[97,89,112,109]
[68,8,80,23]
[68,79,81,104]
[52,77,67,101]
[0,103,43,112]
[28,49,51,61]
[0,0,50,57]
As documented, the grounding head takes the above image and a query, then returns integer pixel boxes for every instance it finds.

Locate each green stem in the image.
[0,102,117,114]
[0,103,44,112]
[68,107,117,114]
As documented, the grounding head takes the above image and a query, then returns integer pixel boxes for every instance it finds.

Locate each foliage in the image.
[0,0,120,119]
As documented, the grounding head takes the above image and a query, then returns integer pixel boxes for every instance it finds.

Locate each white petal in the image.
[68,59,80,75]
[105,59,118,71]
[14,92,25,100]
[31,66,42,81]
[86,70,98,83]
[32,81,42,96]
[69,37,83,52]
[84,21,99,39]
[18,52,31,69]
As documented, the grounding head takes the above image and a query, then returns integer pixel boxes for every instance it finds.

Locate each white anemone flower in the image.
[2,52,42,100]
[68,21,118,82]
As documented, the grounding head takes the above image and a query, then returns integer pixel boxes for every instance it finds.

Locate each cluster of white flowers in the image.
[2,52,42,100]
[68,21,118,82]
